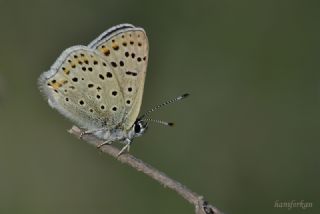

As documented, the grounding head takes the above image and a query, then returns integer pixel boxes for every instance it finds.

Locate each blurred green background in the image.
[0,0,319,213]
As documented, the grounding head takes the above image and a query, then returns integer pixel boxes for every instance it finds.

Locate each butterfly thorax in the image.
[92,119,148,144]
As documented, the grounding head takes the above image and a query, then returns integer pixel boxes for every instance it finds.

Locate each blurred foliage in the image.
[0,0,319,213]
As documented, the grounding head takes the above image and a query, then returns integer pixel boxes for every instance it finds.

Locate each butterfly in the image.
[38,24,188,155]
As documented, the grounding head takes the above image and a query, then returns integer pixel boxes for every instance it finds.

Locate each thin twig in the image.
[68,126,224,214]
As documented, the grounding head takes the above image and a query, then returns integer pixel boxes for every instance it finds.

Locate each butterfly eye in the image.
[134,122,141,133]
[134,121,148,135]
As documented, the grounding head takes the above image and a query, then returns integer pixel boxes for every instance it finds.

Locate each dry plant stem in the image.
[69,126,224,214]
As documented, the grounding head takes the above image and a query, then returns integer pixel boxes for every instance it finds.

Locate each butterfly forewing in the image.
[89,27,149,130]
[39,46,125,130]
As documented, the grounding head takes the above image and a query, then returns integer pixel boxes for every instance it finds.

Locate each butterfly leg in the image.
[80,128,106,139]
[117,138,132,156]
[97,140,113,148]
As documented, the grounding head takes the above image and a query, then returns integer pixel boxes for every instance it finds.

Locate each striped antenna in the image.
[138,93,189,120]
[141,118,174,127]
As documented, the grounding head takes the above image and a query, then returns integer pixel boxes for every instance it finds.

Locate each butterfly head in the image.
[133,119,148,137]
[126,119,148,140]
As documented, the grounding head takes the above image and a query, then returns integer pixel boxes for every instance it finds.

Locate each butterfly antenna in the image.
[141,118,174,127]
[139,93,190,120]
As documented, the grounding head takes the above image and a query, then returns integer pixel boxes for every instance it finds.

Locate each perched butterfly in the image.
[38,24,188,155]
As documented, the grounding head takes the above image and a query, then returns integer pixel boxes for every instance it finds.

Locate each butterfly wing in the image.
[88,24,149,130]
[38,46,125,130]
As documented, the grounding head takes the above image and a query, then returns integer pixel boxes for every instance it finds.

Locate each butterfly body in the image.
[39,24,149,150]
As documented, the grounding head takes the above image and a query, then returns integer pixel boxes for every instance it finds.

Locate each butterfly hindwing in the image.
[39,46,125,130]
